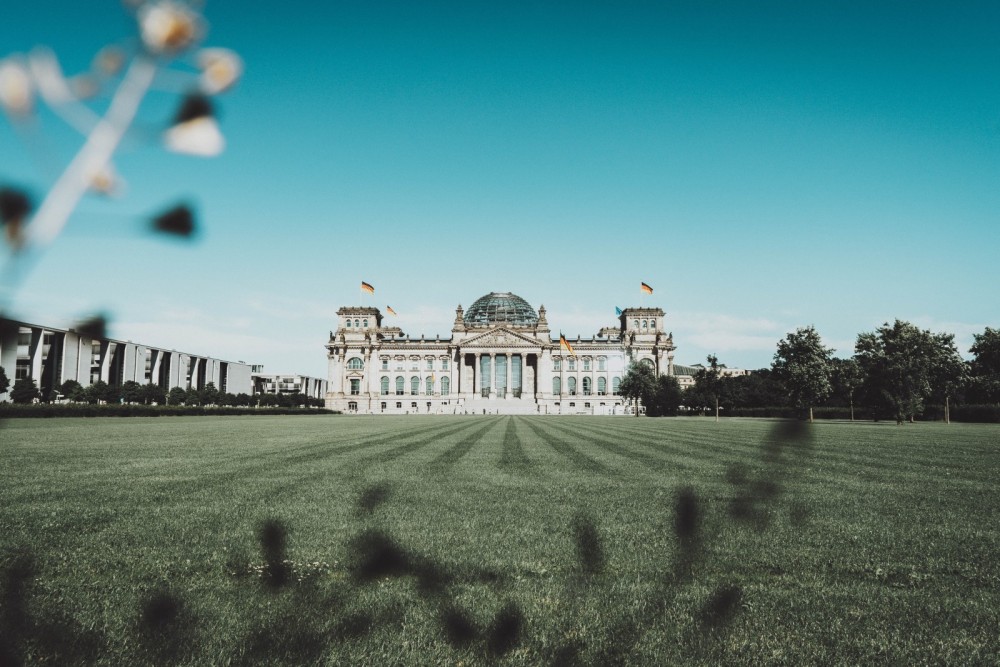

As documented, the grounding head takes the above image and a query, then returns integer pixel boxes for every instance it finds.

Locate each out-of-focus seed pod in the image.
[93,45,126,76]
[89,165,124,197]
[138,1,203,56]
[0,187,32,250]
[0,58,34,117]
[196,48,242,95]
[151,203,196,238]
[164,93,223,156]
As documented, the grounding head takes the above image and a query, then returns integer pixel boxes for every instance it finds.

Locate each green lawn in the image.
[1,416,998,665]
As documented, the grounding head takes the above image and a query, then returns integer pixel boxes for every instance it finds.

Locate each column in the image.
[489,353,496,396]
[474,353,481,394]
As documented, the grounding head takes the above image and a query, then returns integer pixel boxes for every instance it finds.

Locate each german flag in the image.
[640,282,653,295]
[559,333,576,357]
[361,281,375,294]
[386,305,397,316]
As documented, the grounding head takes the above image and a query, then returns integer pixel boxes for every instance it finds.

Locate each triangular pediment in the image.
[461,327,543,349]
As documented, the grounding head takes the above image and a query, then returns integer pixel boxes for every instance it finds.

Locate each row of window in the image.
[634,319,656,330]
[552,376,621,395]
[554,358,609,371]
[344,319,369,329]
[375,376,452,396]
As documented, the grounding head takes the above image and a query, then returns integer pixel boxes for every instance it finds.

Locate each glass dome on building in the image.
[464,292,539,327]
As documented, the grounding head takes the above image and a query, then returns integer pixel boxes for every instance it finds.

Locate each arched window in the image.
[633,320,639,329]
[363,319,368,328]
[395,376,404,395]
[641,358,655,370]
[426,376,434,394]
[552,377,561,395]
[410,376,420,395]
[583,377,592,395]
[568,377,577,395]
[345,319,352,328]
[612,376,621,395]
[347,357,364,370]
[642,320,648,329]
[381,376,389,395]
[441,377,450,395]
[598,377,607,395]
[354,319,360,328]
[649,319,655,329]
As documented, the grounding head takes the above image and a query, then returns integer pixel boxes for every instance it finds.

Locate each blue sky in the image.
[2,1,998,376]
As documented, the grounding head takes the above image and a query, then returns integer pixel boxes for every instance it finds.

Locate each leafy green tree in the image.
[201,382,220,406]
[10,377,41,404]
[141,383,166,405]
[167,386,188,405]
[691,355,723,421]
[969,327,1000,405]
[85,380,115,404]
[120,380,143,404]
[0,366,10,396]
[772,326,833,422]
[855,320,954,425]
[59,379,86,402]
[259,393,279,407]
[647,374,683,417]
[928,333,968,424]
[235,392,252,407]
[184,387,203,406]
[722,369,787,409]
[619,361,657,417]
[829,358,863,421]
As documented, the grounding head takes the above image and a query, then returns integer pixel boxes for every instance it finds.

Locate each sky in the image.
[2,0,998,377]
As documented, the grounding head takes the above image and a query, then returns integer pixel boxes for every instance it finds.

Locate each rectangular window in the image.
[583,360,591,371]
[427,359,434,370]
[553,359,561,371]
[568,360,576,371]
[442,359,449,370]
[350,379,361,395]
[381,359,388,370]
[598,358,606,371]
[396,402,402,408]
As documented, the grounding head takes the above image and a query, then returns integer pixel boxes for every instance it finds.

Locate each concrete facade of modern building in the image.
[252,372,328,399]
[325,292,677,415]
[0,318,253,401]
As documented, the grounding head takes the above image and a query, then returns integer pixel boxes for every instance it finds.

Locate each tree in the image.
[691,355,723,421]
[167,386,188,406]
[235,392,252,407]
[647,374,683,417]
[201,382,220,406]
[829,358,863,421]
[59,379,87,402]
[619,361,657,417]
[85,380,115,404]
[0,366,10,396]
[141,383,166,405]
[928,333,968,424]
[120,380,143,404]
[969,327,1000,405]
[855,320,954,425]
[772,326,833,422]
[10,377,41,404]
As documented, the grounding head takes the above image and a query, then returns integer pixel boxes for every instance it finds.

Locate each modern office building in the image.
[0,318,253,401]
[325,291,677,414]
[252,371,328,399]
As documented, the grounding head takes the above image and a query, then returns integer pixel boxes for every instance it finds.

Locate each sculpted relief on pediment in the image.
[461,328,542,349]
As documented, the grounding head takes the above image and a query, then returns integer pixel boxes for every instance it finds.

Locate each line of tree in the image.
[619,321,1000,424]
[1,375,324,408]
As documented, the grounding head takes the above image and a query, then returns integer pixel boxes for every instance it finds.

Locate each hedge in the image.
[0,404,340,418]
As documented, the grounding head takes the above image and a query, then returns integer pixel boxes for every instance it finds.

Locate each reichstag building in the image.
[326,292,676,414]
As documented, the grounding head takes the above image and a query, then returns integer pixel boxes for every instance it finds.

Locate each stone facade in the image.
[325,292,676,415]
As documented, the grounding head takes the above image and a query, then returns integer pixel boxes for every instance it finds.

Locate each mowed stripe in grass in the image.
[1,416,998,665]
